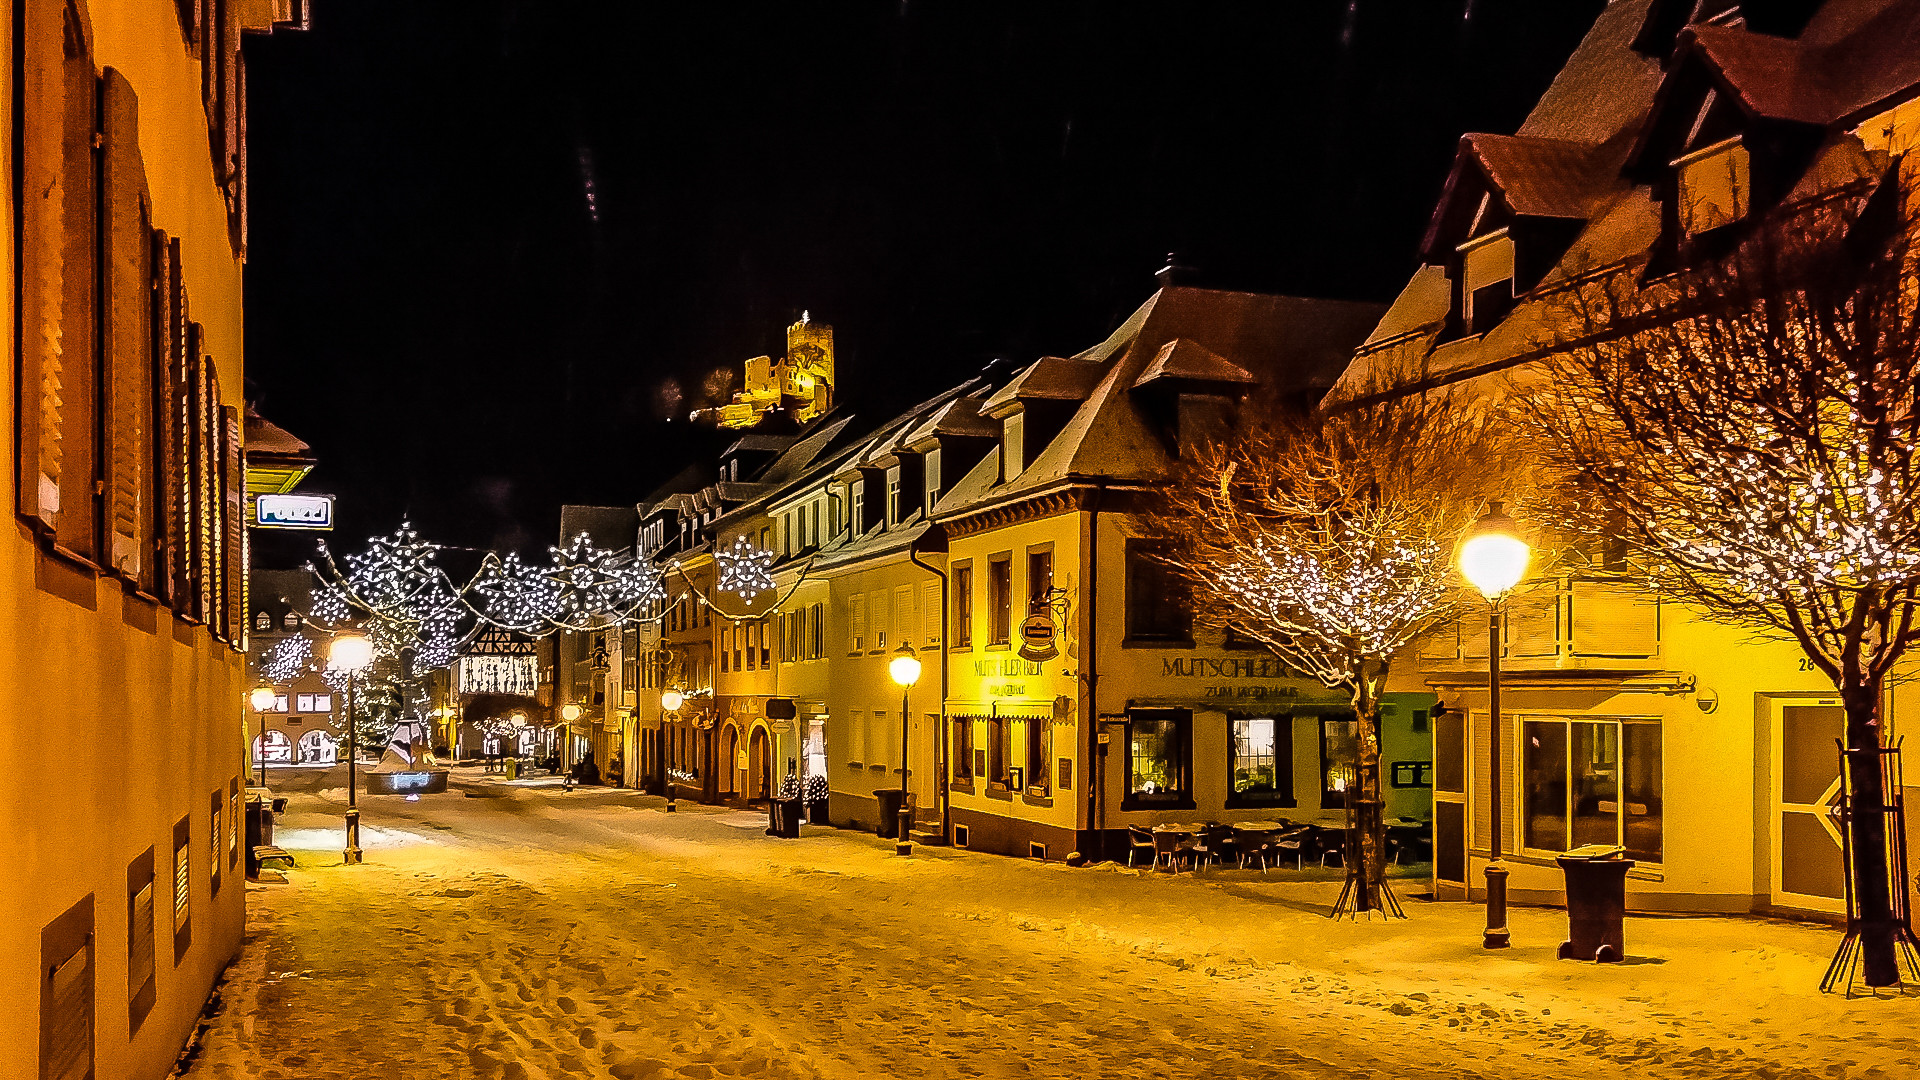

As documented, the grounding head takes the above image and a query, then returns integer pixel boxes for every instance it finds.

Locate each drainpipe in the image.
[1085,479,1107,858]
[908,540,950,836]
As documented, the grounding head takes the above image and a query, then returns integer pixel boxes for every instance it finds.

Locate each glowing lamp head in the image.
[328,634,375,673]
[560,703,584,722]
[660,689,684,713]
[509,711,527,728]
[1459,501,1531,600]
[889,644,922,688]
[249,685,278,712]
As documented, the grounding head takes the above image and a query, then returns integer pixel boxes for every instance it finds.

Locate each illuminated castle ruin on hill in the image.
[695,313,835,429]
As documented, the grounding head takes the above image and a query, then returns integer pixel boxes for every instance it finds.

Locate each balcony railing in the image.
[1419,576,1661,674]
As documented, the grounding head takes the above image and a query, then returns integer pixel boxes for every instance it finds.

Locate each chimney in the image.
[1154,252,1198,290]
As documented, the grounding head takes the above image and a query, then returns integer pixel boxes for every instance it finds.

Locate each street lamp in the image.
[328,633,375,865]
[1458,501,1531,951]
[250,685,277,788]
[890,644,923,857]
[659,690,683,813]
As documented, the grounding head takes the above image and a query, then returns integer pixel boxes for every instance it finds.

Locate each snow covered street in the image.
[180,769,1919,1080]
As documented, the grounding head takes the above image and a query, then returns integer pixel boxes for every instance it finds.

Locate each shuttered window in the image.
[40,896,93,1080]
[922,581,942,648]
[172,816,192,961]
[128,847,156,1032]
[871,589,890,650]
[19,0,101,556]
[892,584,914,649]
[849,594,866,654]
[102,68,156,589]
[1459,230,1515,335]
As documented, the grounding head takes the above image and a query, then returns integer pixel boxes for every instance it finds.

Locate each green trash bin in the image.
[504,757,521,781]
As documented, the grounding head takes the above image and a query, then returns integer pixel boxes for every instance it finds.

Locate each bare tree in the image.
[1146,388,1514,916]
[1529,168,1920,987]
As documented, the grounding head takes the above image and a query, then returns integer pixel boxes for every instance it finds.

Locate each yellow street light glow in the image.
[329,633,375,673]
[660,689,684,712]
[560,703,584,722]
[889,646,922,688]
[1459,501,1531,601]
[250,685,278,712]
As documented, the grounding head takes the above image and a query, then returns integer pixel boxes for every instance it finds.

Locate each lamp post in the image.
[661,689,684,812]
[329,634,375,865]
[1458,501,1531,950]
[250,685,277,788]
[559,702,584,787]
[889,644,923,857]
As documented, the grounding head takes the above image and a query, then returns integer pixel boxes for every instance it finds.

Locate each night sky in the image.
[242,0,1603,556]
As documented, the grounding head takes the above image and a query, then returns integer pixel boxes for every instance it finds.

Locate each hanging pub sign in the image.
[254,493,333,530]
[1018,610,1058,662]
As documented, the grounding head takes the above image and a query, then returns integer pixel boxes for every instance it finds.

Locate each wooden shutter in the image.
[102,68,155,587]
[18,0,100,550]
[892,584,913,648]
[222,404,244,646]
[185,331,211,622]
[156,241,192,609]
[1469,710,1518,857]
[922,581,941,647]
[849,594,866,653]
[151,235,178,603]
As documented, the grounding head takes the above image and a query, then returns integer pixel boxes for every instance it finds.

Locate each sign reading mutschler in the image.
[254,493,333,530]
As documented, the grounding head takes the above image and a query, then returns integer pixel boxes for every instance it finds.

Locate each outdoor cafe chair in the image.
[1126,826,1156,868]
[1151,829,1193,873]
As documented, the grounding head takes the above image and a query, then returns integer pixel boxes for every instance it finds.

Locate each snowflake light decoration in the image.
[258,635,313,684]
[714,534,777,601]
[473,551,563,634]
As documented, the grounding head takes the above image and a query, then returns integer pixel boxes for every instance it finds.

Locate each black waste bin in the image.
[874,788,908,839]
[767,796,803,838]
[1556,846,1635,962]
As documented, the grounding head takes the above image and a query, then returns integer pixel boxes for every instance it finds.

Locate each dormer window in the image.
[255,610,272,632]
[1458,229,1515,335]
[282,612,300,630]
[1675,138,1749,236]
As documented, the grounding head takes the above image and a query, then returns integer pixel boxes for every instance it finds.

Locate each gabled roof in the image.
[1682,4,1920,126]
[1131,338,1256,389]
[980,356,1106,416]
[903,393,999,445]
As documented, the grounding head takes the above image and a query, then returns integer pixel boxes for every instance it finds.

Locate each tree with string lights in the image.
[1527,168,1920,988]
[1143,388,1515,918]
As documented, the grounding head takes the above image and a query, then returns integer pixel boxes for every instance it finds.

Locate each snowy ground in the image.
[179,765,1920,1080]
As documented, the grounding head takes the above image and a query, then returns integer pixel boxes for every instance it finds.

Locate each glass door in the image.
[1771,701,1847,914]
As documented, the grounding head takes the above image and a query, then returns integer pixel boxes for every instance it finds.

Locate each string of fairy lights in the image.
[279,521,803,727]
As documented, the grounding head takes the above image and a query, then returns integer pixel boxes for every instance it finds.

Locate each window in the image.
[1228,716,1294,807]
[1319,715,1360,808]
[987,555,1013,645]
[1522,717,1663,862]
[294,692,333,713]
[807,719,828,779]
[209,791,224,896]
[810,603,824,659]
[1028,548,1054,612]
[272,694,289,713]
[951,718,974,782]
[888,473,903,524]
[1676,138,1749,236]
[1124,541,1191,643]
[282,611,300,630]
[733,625,743,672]
[953,564,974,647]
[1458,229,1515,334]
[1025,719,1052,794]
[255,610,271,631]
[1124,710,1192,808]
[41,897,94,1080]
[745,623,756,670]
[229,780,241,867]
[872,589,890,650]
[893,584,914,649]
[760,622,770,668]
[923,581,942,648]
[783,513,792,556]
[128,847,157,1030]
[850,594,866,654]
[172,815,192,961]
[988,716,1009,787]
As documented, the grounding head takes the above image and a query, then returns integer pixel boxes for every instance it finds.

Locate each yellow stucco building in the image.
[1327,0,1920,917]
[1,2,306,1077]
